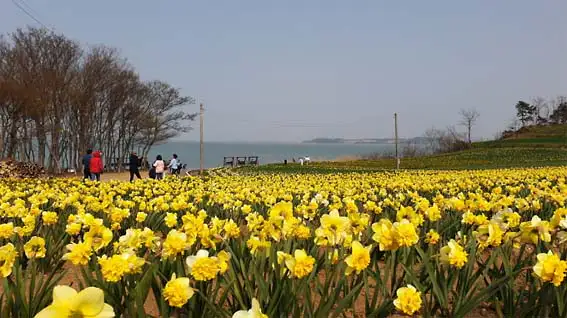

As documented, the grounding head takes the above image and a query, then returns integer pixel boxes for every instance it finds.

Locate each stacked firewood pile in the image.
[0,160,46,179]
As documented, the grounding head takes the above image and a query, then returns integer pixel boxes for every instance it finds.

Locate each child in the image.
[153,155,165,180]
[168,154,180,175]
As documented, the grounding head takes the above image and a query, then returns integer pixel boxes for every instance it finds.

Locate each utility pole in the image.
[394,113,399,170]
[199,102,204,175]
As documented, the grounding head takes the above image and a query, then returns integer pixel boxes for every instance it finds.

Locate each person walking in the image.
[153,155,165,180]
[82,149,93,181]
[168,154,180,175]
[90,151,104,181]
[129,152,142,182]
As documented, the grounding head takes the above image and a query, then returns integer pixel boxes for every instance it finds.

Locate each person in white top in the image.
[153,154,165,180]
[168,154,180,175]
[299,156,310,166]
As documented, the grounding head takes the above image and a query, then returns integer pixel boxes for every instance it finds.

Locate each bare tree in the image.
[459,108,480,144]
[0,27,195,172]
[423,127,440,153]
[549,96,567,121]
[135,81,197,159]
[422,126,467,154]
[531,97,549,124]
[401,140,423,158]
[493,130,503,140]
[500,117,522,138]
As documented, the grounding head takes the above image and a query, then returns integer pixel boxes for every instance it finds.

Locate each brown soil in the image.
[4,262,498,317]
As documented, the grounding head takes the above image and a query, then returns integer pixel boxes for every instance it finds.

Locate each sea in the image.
[148,141,396,169]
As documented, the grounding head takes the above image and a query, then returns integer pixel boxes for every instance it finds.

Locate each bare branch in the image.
[459,108,480,144]
[0,27,196,171]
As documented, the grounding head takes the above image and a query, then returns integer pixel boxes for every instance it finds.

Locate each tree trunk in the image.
[35,120,47,166]
[6,120,19,158]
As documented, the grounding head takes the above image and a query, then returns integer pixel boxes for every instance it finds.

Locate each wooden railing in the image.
[223,156,259,167]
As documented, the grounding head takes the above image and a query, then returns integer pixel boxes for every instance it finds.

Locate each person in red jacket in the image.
[89,151,104,181]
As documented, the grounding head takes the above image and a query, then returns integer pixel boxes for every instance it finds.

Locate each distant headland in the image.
[302,137,428,144]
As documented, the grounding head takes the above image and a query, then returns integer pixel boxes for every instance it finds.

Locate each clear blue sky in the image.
[2,1,566,142]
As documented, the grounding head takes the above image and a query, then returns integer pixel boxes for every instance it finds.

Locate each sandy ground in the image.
[67,171,189,182]
[100,171,148,182]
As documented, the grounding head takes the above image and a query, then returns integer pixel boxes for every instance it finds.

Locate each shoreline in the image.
[0,154,367,181]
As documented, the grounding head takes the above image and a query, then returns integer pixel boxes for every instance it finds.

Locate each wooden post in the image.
[200,103,204,175]
[394,113,399,170]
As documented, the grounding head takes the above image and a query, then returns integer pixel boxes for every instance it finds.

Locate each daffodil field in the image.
[2,168,567,317]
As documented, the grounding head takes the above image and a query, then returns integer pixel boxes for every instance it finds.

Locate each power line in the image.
[18,0,42,19]
[11,0,53,31]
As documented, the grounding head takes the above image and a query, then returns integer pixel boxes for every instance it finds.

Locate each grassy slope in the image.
[474,124,567,148]
[245,147,567,173]
[244,124,567,173]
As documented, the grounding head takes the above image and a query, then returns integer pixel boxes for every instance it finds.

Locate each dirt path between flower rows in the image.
[68,171,194,182]
[52,264,495,317]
